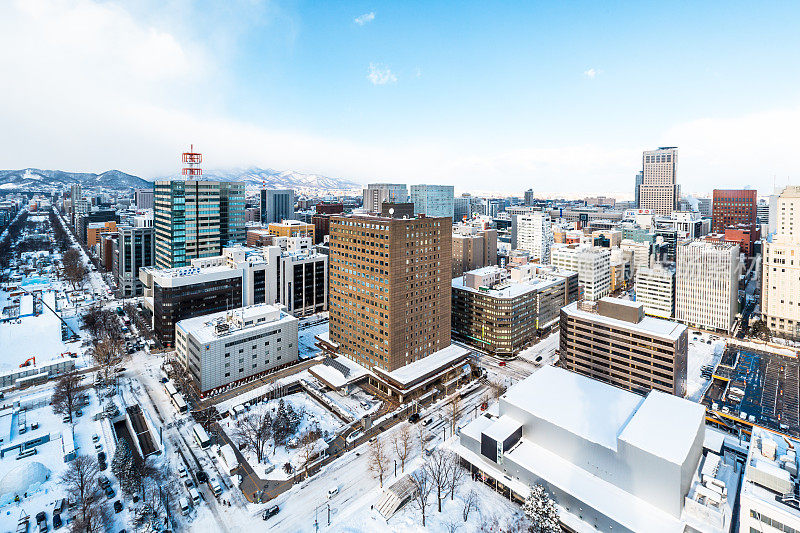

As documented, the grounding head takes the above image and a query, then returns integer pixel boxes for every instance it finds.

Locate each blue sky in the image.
[1,0,799,196]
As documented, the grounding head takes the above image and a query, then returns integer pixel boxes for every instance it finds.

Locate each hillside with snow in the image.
[0,168,148,192]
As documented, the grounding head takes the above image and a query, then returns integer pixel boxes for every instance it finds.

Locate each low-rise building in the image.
[268,219,315,241]
[175,304,298,394]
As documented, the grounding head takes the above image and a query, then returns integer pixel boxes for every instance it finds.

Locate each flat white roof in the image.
[618,391,705,465]
[309,356,371,389]
[483,414,522,443]
[563,301,686,341]
[177,304,294,344]
[502,366,644,451]
[376,344,470,386]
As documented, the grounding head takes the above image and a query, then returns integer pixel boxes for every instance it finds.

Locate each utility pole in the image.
[327,504,331,526]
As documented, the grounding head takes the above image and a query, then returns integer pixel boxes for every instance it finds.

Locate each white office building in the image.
[362,183,409,214]
[454,365,736,533]
[551,245,610,301]
[621,239,652,275]
[762,186,800,339]
[675,241,740,333]
[738,427,800,533]
[515,212,553,264]
[409,184,455,219]
[635,265,675,318]
[175,304,298,393]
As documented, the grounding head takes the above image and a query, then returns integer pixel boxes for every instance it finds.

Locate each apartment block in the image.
[675,241,740,333]
[762,186,800,339]
[560,297,688,396]
[635,265,675,318]
[328,214,452,371]
[515,211,553,264]
[362,183,408,214]
[639,147,679,216]
[175,304,298,394]
[452,224,497,277]
[551,245,610,301]
[712,189,757,234]
[410,184,455,219]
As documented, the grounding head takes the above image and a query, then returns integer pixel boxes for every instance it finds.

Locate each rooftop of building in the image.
[741,427,800,518]
[176,303,295,344]
[562,300,686,341]
[271,219,313,227]
[373,344,471,388]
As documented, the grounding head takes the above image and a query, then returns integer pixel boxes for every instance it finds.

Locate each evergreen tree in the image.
[111,439,139,496]
[523,484,561,533]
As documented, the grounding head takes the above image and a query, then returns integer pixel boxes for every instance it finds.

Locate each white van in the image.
[327,486,339,498]
[179,497,190,516]
[189,487,201,505]
[209,477,223,497]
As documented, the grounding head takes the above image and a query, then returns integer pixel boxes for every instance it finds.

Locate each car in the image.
[327,487,339,498]
[105,487,115,499]
[184,478,194,489]
[35,512,46,532]
[61,415,72,424]
[97,452,106,463]
[99,461,107,471]
[113,501,122,513]
[498,361,507,367]
[177,465,187,478]
[98,475,110,488]
[261,505,279,520]
[52,514,62,530]
[92,434,100,443]
[422,417,433,426]
[408,413,420,423]
[196,471,208,483]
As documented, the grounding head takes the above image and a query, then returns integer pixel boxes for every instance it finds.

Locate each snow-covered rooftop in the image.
[375,344,471,387]
[562,301,686,341]
[483,414,522,443]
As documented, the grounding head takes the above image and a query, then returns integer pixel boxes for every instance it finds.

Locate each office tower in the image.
[551,245,611,301]
[756,198,770,226]
[78,209,117,245]
[451,224,498,277]
[409,184,455,219]
[276,240,328,317]
[711,189,757,233]
[86,221,117,247]
[154,180,222,268]
[260,189,295,224]
[451,266,570,356]
[268,220,315,241]
[560,298,688,396]
[114,225,154,297]
[762,186,800,339]
[635,265,675,318]
[175,304,298,394]
[487,198,509,219]
[634,171,643,208]
[696,197,712,217]
[524,189,535,206]
[328,214,452,371]
[639,147,679,216]
[515,212,553,264]
[219,182,246,245]
[768,190,781,235]
[362,183,408,214]
[455,366,724,532]
[134,188,154,210]
[69,184,82,224]
[675,241,740,333]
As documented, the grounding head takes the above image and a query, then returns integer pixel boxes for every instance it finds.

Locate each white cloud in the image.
[354,12,375,25]
[583,68,600,79]
[366,63,397,85]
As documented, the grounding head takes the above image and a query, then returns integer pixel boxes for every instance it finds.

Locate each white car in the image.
[327,486,339,498]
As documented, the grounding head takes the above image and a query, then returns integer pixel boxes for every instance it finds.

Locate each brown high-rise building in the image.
[328,214,452,371]
[711,189,757,233]
[639,147,679,216]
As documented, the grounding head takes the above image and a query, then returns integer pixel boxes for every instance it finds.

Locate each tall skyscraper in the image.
[154,180,245,269]
[410,184,454,219]
[524,189,535,206]
[711,189,757,233]
[634,171,643,208]
[362,183,408,214]
[114,225,154,297]
[762,186,800,339]
[675,241,739,333]
[515,211,553,264]
[134,188,154,210]
[260,189,295,224]
[639,147,679,216]
[328,214,452,371]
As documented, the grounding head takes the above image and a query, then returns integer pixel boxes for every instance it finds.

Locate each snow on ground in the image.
[297,315,329,360]
[686,331,725,402]
[214,369,314,414]
[231,392,345,480]
[321,388,380,420]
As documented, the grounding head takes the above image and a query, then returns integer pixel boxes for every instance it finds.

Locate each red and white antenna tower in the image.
[182,144,202,178]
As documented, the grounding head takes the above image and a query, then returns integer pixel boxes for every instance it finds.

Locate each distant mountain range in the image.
[0,166,363,195]
[0,169,149,192]
[152,167,363,195]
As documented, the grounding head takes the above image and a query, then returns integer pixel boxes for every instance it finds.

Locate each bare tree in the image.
[410,467,433,527]
[488,379,507,400]
[51,371,86,420]
[298,429,319,479]
[368,435,389,488]
[232,410,272,464]
[445,519,461,533]
[62,248,87,289]
[446,451,465,500]
[448,396,461,436]
[462,488,478,522]
[426,449,450,512]
[393,425,413,473]
[80,305,104,338]
[92,335,125,381]
[60,456,104,533]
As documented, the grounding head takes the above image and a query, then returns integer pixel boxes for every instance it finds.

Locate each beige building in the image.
[268,219,315,241]
[328,214,452,371]
[639,147,679,216]
[762,185,800,339]
[451,224,497,277]
[560,297,688,396]
[551,245,610,301]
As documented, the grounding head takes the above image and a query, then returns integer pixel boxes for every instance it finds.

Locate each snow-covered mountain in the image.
[152,167,363,195]
[0,168,148,192]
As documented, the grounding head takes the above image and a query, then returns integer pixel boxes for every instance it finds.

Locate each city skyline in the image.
[1,1,799,195]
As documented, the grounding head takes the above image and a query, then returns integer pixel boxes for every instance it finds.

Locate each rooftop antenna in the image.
[182,144,203,179]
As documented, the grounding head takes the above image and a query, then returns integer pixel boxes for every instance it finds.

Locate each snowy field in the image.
[686,331,726,402]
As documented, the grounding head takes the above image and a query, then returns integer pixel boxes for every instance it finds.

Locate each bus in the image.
[171,394,188,414]
[164,381,178,398]
[193,423,211,449]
